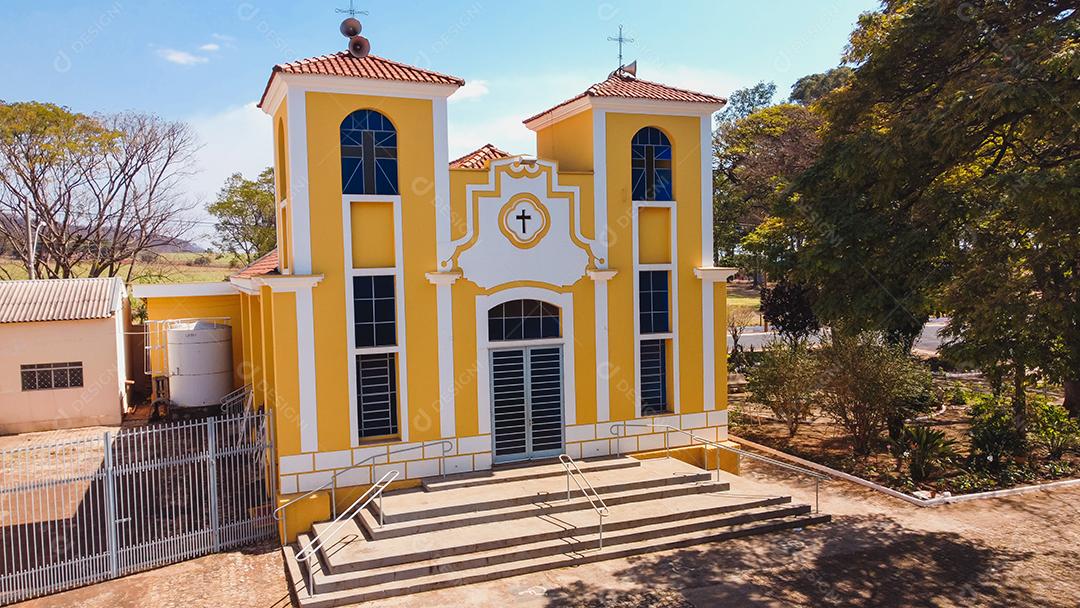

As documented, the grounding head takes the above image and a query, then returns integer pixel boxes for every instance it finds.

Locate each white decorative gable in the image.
[447,159,597,289]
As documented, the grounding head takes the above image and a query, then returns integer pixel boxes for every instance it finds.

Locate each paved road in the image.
[728,317,950,353]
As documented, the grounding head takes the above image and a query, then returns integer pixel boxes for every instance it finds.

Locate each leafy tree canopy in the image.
[789,67,854,105]
[207,167,277,266]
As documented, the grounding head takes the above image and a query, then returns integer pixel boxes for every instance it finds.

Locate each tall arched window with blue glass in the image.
[631,127,673,201]
[340,109,399,195]
[633,127,674,416]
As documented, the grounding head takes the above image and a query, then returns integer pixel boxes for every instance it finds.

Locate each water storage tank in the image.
[166,321,233,408]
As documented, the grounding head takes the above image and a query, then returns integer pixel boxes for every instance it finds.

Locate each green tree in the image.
[713,102,822,269]
[784,0,1078,421]
[789,67,853,105]
[817,331,934,456]
[747,341,819,437]
[759,279,820,346]
[0,102,197,280]
[208,167,277,266]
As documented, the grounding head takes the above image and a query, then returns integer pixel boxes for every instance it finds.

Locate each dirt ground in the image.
[15,457,1080,608]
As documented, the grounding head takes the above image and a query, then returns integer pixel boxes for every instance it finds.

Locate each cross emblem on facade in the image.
[515,209,532,234]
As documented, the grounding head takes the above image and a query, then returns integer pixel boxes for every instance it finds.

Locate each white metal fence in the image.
[0,412,275,604]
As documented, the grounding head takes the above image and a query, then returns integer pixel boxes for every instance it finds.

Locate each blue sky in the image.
[0,0,878,221]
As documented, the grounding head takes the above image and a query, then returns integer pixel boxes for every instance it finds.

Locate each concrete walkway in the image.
[16,457,1080,608]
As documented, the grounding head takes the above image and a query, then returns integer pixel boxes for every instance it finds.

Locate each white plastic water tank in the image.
[166,321,233,408]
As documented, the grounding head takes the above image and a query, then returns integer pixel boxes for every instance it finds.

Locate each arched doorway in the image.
[487,299,564,463]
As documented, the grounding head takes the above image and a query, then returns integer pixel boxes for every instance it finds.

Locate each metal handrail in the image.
[608,422,828,513]
[557,454,611,550]
[273,439,453,542]
[295,469,399,590]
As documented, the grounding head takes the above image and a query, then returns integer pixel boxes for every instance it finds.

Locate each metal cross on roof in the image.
[335,0,368,17]
[607,25,635,69]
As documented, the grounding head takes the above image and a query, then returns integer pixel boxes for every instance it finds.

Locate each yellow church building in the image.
[134,49,737,533]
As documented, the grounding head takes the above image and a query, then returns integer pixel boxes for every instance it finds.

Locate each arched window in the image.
[488,299,560,341]
[276,119,288,199]
[631,127,673,201]
[340,109,398,195]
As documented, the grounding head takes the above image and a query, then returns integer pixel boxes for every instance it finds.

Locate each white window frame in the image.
[632,200,680,417]
[343,194,408,445]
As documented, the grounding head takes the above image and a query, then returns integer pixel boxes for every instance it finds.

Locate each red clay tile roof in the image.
[232,249,279,279]
[259,53,463,107]
[449,144,512,169]
[0,277,124,324]
[524,72,726,124]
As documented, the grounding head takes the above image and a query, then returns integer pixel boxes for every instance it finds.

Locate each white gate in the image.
[0,412,275,604]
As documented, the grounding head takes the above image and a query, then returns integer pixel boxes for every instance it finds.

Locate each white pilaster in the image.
[426,272,460,438]
[588,269,618,422]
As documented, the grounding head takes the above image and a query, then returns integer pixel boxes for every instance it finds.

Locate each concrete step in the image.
[286,509,831,608]
[356,477,726,539]
[421,455,640,492]
[372,469,715,525]
[319,494,792,575]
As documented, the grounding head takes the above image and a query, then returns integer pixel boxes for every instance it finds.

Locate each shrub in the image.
[895,425,956,482]
[1029,397,1079,460]
[968,395,1025,468]
[949,385,967,406]
[189,254,212,266]
[817,332,934,456]
[747,342,819,437]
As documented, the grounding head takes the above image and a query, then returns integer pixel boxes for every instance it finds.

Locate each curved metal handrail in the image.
[558,454,610,549]
[608,421,828,512]
[273,439,453,541]
[295,469,399,590]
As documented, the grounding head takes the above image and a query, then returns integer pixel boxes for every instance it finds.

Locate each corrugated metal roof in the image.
[0,277,124,324]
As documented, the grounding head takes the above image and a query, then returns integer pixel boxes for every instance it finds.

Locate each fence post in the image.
[102,432,120,578]
[207,417,221,553]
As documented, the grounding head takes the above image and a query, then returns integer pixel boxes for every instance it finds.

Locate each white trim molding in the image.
[693,267,739,282]
[475,287,576,436]
[693,266,736,410]
[132,282,237,298]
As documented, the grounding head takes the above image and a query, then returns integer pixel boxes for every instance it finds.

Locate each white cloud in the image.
[157,48,209,66]
[449,79,489,103]
[212,33,235,42]
[448,113,535,160]
[184,103,272,233]
[198,43,221,52]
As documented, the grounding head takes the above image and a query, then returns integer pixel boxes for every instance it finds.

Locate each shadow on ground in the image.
[543,514,1039,608]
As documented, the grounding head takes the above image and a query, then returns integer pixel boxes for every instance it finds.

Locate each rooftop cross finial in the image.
[335,0,368,17]
[607,25,635,69]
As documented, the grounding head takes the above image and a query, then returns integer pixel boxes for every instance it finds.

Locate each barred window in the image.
[639,270,670,334]
[21,362,84,391]
[353,275,396,348]
[356,352,398,438]
[639,341,669,415]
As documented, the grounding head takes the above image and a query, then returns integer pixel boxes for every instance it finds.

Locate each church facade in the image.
[136,51,735,535]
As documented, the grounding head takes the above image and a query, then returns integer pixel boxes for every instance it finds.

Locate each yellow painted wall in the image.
[535,109,593,172]
[604,113,705,418]
[351,201,396,268]
[273,99,292,273]
[145,295,246,389]
[271,291,301,456]
[303,92,441,450]
[638,206,672,264]
[260,285,277,413]
[246,293,264,407]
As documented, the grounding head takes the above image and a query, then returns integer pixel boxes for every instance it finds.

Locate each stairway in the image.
[282,455,829,607]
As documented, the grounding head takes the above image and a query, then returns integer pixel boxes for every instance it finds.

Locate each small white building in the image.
[0,277,130,434]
